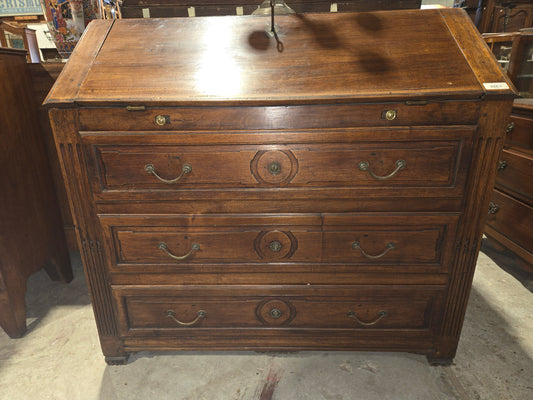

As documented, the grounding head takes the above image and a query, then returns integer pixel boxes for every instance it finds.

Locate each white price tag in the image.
[483,82,510,90]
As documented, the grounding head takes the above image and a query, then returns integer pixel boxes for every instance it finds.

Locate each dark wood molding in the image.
[49,109,125,358]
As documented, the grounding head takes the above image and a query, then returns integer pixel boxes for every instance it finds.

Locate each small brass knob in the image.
[358,161,369,171]
[268,161,281,176]
[497,160,507,171]
[269,241,282,252]
[488,202,499,215]
[385,110,397,121]
[155,115,168,126]
[270,308,282,319]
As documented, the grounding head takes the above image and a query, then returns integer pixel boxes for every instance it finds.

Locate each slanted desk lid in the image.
[45,9,516,107]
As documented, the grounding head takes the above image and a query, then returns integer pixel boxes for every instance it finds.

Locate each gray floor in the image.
[1,240,532,400]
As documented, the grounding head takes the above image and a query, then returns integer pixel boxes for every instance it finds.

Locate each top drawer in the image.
[82,127,475,204]
[78,101,480,131]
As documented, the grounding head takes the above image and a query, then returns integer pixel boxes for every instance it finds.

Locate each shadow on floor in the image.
[24,252,91,333]
[481,238,533,292]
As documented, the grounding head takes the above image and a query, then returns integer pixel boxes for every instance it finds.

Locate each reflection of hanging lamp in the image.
[252,0,294,50]
[252,0,295,16]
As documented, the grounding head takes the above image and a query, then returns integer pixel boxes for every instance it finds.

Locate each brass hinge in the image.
[125,105,146,111]
[404,100,428,106]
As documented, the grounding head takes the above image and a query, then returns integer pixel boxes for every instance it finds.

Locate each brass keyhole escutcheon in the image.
[385,110,397,120]
[270,308,282,319]
[268,161,281,175]
[269,241,282,252]
[155,115,168,126]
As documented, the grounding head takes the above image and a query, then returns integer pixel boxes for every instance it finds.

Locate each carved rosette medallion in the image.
[256,299,295,326]
[250,150,298,185]
[254,230,298,260]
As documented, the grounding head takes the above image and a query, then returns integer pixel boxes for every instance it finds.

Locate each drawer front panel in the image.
[85,135,473,198]
[113,286,444,335]
[114,228,321,264]
[496,148,533,203]
[486,190,533,252]
[78,102,480,131]
[507,114,533,154]
[323,228,442,264]
[100,214,458,274]
[94,144,458,188]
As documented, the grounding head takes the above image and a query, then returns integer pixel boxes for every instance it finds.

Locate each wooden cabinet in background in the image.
[486,99,533,272]
[0,48,72,338]
[45,9,515,365]
[484,32,533,273]
[479,0,533,33]
[27,62,77,252]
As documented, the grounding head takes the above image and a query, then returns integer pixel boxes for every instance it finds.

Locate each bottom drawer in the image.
[113,286,444,336]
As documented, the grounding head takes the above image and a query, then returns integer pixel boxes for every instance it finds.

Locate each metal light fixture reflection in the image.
[252,0,294,51]
[252,0,295,16]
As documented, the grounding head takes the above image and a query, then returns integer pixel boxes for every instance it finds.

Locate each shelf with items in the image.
[484,32,533,98]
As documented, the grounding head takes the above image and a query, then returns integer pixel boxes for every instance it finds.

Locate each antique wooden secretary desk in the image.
[45,9,516,364]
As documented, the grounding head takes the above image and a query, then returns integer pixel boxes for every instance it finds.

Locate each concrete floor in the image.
[0,239,532,400]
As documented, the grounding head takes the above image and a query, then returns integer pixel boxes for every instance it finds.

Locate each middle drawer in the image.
[100,214,458,277]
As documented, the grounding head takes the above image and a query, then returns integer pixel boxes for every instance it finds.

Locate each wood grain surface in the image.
[46,9,517,107]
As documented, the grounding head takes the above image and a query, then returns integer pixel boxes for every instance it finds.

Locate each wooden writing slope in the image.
[45,9,516,364]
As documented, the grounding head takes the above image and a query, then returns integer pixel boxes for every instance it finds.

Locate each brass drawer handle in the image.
[145,163,192,184]
[352,241,395,259]
[488,202,499,215]
[506,122,515,133]
[166,310,206,327]
[358,159,406,180]
[347,310,387,326]
[497,160,507,171]
[158,242,200,260]
[270,308,282,319]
